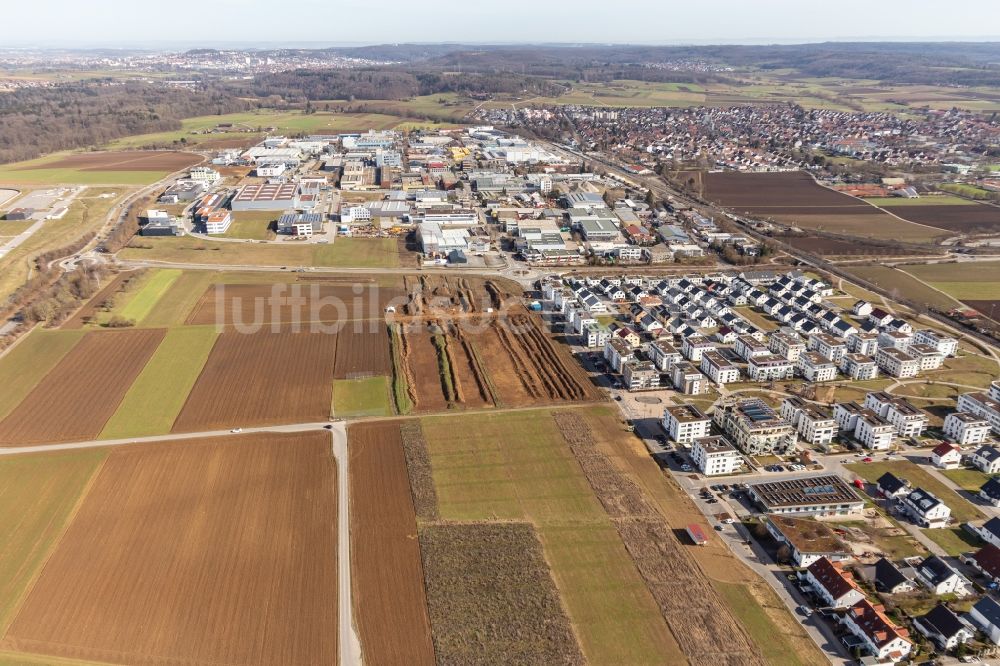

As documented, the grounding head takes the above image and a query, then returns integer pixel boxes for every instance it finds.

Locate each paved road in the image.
[0,188,82,260]
[0,421,363,666]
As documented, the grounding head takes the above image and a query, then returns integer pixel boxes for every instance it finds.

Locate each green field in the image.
[714,581,808,666]
[942,468,993,492]
[0,448,107,631]
[0,154,170,186]
[939,183,998,200]
[332,376,391,418]
[118,269,183,324]
[921,527,983,556]
[899,261,1000,301]
[848,460,984,523]
[845,265,962,311]
[139,271,215,327]
[222,212,275,241]
[99,326,218,439]
[120,236,405,269]
[866,195,974,207]
[0,329,86,421]
[421,409,681,665]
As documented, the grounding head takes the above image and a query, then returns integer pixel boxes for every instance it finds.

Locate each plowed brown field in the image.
[475,315,597,408]
[349,421,435,666]
[185,283,404,326]
[881,203,1000,233]
[3,431,338,665]
[172,331,338,431]
[20,150,201,172]
[334,326,391,379]
[0,329,165,445]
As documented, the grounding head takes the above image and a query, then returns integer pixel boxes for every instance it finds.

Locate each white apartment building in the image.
[943,412,991,446]
[748,354,795,382]
[681,335,716,362]
[798,351,837,382]
[834,402,864,433]
[671,362,708,395]
[957,388,1000,435]
[623,360,660,391]
[909,344,946,372]
[691,436,743,476]
[848,331,879,356]
[734,334,770,361]
[808,332,847,364]
[864,393,929,439]
[663,405,711,444]
[876,347,920,379]
[878,329,913,351]
[645,340,681,372]
[913,329,959,357]
[583,323,611,348]
[769,331,805,362]
[700,351,739,386]
[854,410,896,451]
[841,353,878,381]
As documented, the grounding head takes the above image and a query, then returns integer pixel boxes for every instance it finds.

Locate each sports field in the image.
[332,376,392,417]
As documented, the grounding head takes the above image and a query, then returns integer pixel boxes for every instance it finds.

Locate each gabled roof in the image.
[932,441,961,458]
[982,478,1000,502]
[920,555,958,585]
[806,557,861,602]
[976,544,1000,581]
[971,595,1000,629]
[877,472,908,495]
[976,445,1000,463]
[846,598,910,648]
[983,517,1000,541]
[918,603,968,640]
[906,487,944,514]
[874,557,911,593]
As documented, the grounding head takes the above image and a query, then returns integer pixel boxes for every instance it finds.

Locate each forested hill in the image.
[0,82,247,164]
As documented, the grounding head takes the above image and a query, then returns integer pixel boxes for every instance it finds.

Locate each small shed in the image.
[686,523,709,546]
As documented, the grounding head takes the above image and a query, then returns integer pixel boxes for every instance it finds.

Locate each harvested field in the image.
[172,331,338,431]
[0,329,165,445]
[552,412,765,666]
[334,326,391,379]
[781,234,942,257]
[349,421,435,666]
[18,151,201,173]
[876,203,1000,233]
[3,432,337,665]
[184,282,404,327]
[422,411,681,664]
[400,420,439,521]
[420,522,584,666]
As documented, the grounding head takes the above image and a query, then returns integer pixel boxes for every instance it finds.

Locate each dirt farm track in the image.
[1,432,338,665]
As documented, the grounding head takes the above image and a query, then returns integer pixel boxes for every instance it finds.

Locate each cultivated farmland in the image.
[333,326,392,379]
[184,282,404,327]
[173,330,338,431]
[3,432,338,665]
[0,329,165,445]
[421,410,682,664]
[0,329,85,421]
[693,171,945,242]
[348,421,436,666]
[873,202,1000,234]
[420,522,584,666]
[0,448,107,633]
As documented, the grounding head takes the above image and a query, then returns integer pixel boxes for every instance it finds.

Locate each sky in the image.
[5,0,1000,47]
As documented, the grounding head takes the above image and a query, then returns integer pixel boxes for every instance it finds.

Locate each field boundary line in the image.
[0,453,108,637]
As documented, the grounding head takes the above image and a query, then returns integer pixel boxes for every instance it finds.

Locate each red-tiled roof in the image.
[847,598,910,648]
[932,442,960,457]
[975,544,1000,581]
[807,557,860,602]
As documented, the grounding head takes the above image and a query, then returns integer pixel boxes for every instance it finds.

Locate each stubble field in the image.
[2,432,338,666]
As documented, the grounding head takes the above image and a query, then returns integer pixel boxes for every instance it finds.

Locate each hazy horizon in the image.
[4,0,1000,48]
